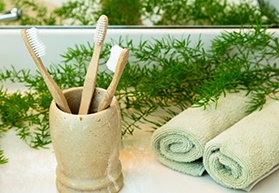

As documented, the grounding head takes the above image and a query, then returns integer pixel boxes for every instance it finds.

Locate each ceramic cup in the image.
[49,87,123,193]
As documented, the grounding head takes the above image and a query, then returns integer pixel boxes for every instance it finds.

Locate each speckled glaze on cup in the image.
[49,87,123,193]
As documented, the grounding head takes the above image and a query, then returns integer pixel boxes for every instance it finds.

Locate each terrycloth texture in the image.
[152,91,252,176]
[203,99,279,191]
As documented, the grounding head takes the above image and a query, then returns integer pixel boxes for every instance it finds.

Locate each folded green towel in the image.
[152,91,251,176]
[204,98,279,191]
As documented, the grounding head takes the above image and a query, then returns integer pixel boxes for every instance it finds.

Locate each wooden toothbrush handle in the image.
[21,29,71,113]
[78,45,102,114]
[98,49,129,112]
[36,58,72,113]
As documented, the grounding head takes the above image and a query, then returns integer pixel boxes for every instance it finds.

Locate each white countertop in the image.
[1,126,279,193]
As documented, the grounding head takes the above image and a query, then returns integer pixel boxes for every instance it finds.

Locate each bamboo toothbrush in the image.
[98,45,129,112]
[78,15,108,114]
[21,27,72,114]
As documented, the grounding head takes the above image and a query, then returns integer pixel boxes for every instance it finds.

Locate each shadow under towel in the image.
[151,91,252,176]
[203,98,279,191]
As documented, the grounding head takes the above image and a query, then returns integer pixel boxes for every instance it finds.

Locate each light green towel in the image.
[152,91,252,176]
[204,98,279,191]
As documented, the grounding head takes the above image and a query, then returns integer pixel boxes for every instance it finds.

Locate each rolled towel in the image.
[203,98,279,191]
[152,91,252,176]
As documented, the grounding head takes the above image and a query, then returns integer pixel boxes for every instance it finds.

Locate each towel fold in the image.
[152,91,252,176]
[203,99,279,191]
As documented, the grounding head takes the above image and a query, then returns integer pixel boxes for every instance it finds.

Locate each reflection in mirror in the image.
[0,8,21,22]
[0,0,279,26]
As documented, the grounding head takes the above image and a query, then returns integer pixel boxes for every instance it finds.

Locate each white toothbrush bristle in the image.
[94,15,108,44]
[106,45,123,72]
[26,27,46,58]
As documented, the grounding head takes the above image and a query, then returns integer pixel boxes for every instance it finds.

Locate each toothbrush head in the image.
[24,27,46,58]
[106,45,124,72]
[94,15,108,45]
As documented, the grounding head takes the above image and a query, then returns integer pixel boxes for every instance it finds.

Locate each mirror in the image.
[0,0,279,26]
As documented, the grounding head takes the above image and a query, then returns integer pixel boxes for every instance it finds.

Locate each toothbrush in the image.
[78,15,108,114]
[21,27,72,114]
[98,45,129,112]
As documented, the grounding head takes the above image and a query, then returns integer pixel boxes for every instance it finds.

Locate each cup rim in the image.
[50,87,118,117]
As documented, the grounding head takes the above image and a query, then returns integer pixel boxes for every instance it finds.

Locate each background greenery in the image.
[1,0,279,25]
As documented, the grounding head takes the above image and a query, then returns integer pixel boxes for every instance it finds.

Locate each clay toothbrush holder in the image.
[49,87,123,193]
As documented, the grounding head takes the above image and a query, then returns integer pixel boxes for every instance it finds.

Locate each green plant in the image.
[100,0,142,25]
[193,24,279,109]
[0,150,8,164]
[258,0,279,24]
[4,0,279,25]
[142,0,279,25]
[0,1,5,11]
[11,0,57,25]
[1,24,279,164]
[53,0,101,25]
[54,0,142,25]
